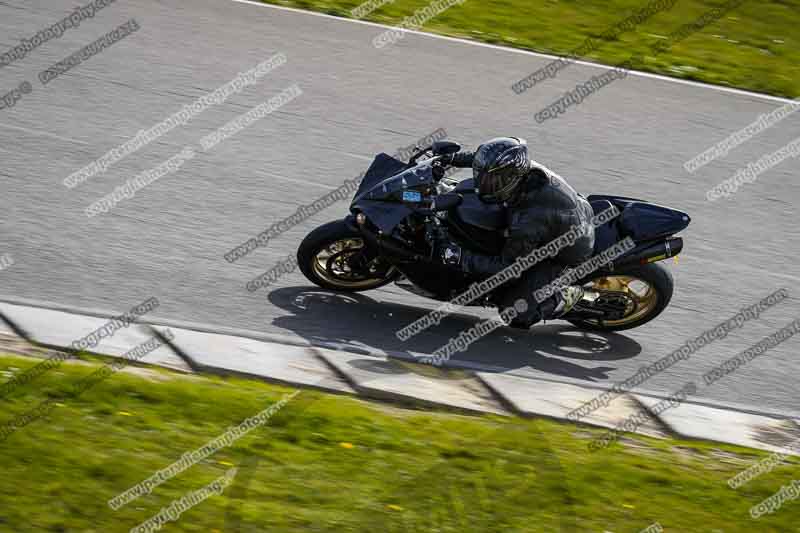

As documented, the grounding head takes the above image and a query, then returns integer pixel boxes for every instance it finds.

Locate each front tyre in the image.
[297,219,398,292]
[567,262,674,332]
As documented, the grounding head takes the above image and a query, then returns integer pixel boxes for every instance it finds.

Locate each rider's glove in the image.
[438,242,463,268]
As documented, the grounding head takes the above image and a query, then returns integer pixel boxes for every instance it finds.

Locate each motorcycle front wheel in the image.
[297,220,399,292]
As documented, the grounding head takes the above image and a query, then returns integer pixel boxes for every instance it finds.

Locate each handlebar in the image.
[408,140,462,166]
[407,144,434,165]
[406,146,448,178]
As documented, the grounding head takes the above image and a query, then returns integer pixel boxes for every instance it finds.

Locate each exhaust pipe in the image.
[613,237,683,269]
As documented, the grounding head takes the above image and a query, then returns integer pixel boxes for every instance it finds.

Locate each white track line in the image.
[259,170,337,189]
[229,0,795,105]
[0,123,89,145]
[341,152,375,162]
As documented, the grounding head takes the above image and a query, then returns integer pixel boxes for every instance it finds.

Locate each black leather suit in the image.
[449,151,596,325]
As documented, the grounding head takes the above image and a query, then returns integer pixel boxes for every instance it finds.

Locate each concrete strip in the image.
[635,395,800,456]
[0,297,408,361]
[3,300,799,455]
[478,372,668,438]
[141,326,194,372]
[0,307,33,340]
[0,303,187,371]
[316,349,508,415]
[0,318,17,337]
[167,327,354,394]
[0,331,56,360]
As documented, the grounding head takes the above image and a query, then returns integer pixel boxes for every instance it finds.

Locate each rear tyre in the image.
[567,262,674,332]
[297,219,398,292]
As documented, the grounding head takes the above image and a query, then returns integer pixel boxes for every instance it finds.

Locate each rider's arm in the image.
[460,225,547,276]
[443,150,475,168]
[460,185,558,277]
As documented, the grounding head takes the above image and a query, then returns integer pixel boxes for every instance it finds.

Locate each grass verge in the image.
[259,0,799,98]
[0,351,798,532]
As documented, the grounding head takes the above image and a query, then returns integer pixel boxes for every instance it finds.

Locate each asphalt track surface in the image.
[0,0,797,415]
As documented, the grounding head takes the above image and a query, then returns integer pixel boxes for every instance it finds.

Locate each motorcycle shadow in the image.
[268,286,642,383]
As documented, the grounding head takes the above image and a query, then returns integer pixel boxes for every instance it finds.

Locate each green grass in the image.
[0,352,799,532]
[261,0,799,98]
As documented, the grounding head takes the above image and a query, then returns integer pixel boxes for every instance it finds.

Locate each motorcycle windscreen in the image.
[354,153,408,199]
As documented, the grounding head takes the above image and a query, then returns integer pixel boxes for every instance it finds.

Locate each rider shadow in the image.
[268,286,642,384]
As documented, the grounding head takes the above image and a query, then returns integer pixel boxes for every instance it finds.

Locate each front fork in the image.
[343,215,394,278]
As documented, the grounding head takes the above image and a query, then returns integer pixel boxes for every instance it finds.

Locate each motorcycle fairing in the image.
[589,198,623,253]
[352,154,435,233]
[356,202,414,235]
[588,194,690,253]
[353,155,434,204]
[618,201,691,241]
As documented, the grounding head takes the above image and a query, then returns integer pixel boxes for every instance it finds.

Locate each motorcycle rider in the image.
[436,137,595,327]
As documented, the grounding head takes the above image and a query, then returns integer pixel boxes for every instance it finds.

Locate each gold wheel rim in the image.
[583,275,659,327]
[311,238,392,290]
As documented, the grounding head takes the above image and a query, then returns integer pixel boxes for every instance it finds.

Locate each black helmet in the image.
[473,137,530,203]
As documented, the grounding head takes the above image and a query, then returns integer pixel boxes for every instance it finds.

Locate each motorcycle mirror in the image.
[431,141,461,156]
[432,193,463,211]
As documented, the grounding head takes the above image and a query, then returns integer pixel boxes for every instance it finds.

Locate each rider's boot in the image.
[553,285,586,318]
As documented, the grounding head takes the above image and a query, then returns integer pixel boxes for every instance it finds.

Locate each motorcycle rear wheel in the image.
[567,262,674,332]
[297,220,399,292]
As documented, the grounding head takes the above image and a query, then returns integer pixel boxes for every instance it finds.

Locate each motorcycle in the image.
[297,141,690,331]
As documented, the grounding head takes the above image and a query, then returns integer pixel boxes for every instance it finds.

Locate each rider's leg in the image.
[495,260,565,328]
